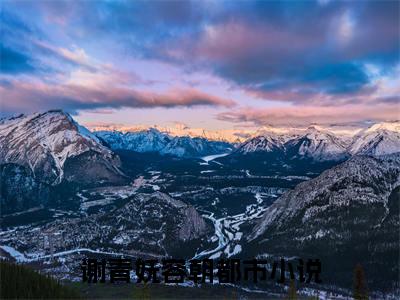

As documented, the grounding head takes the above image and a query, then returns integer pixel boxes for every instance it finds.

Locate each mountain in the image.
[247,154,400,291]
[161,135,232,157]
[284,126,349,161]
[227,122,400,162]
[233,126,348,161]
[0,110,127,214]
[95,129,233,158]
[0,110,125,186]
[235,134,286,154]
[88,123,248,143]
[218,126,350,177]
[95,129,170,153]
[349,121,400,156]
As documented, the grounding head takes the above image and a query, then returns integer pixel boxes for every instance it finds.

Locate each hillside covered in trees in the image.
[0,261,80,299]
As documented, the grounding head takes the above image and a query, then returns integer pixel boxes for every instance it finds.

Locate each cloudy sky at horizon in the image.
[1,0,399,130]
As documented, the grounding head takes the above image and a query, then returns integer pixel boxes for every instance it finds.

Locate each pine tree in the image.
[353,263,368,300]
[287,279,297,300]
[0,261,80,299]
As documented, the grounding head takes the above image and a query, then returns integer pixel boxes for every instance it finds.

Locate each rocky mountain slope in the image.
[95,129,232,158]
[349,122,400,156]
[247,153,400,291]
[0,110,127,214]
[235,134,286,154]
[0,110,125,185]
[284,126,349,161]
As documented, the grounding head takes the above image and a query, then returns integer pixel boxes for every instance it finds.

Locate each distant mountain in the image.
[95,129,233,158]
[349,121,400,156]
[235,134,286,154]
[89,123,248,143]
[285,126,349,161]
[234,126,349,161]
[95,129,170,154]
[247,153,400,291]
[231,122,399,161]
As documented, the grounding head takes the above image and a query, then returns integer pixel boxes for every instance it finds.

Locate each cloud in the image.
[1,0,399,124]
[144,1,399,105]
[33,41,98,72]
[241,63,400,108]
[336,10,355,45]
[0,78,235,115]
[217,104,400,127]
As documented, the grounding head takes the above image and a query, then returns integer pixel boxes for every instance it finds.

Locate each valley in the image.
[1,111,399,298]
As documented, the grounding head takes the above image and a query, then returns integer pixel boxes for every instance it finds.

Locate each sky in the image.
[0,0,399,131]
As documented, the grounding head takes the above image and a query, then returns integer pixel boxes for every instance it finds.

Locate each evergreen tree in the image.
[353,263,368,300]
[0,261,80,299]
[287,279,297,300]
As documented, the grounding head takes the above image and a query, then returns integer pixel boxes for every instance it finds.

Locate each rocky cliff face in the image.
[0,110,125,186]
[179,205,208,241]
[0,110,127,214]
[247,154,400,291]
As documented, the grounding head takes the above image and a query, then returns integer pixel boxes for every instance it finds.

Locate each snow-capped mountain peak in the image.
[95,128,232,158]
[283,126,349,161]
[364,121,400,133]
[0,110,123,185]
[236,134,285,154]
[234,121,399,161]
[349,121,400,156]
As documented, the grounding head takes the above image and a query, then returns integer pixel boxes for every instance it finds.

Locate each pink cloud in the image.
[0,79,235,114]
[243,83,380,106]
[195,21,318,62]
[217,104,400,126]
[160,20,319,67]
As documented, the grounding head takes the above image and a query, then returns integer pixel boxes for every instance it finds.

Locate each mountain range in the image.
[2,111,398,170]
[1,110,399,213]
[95,129,232,158]
[235,122,400,161]
[96,121,400,162]
[1,109,399,296]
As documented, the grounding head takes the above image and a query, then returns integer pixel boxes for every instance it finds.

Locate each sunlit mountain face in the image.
[1,1,399,299]
[86,122,390,143]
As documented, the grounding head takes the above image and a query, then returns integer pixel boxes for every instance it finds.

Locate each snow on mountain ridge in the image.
[87,120,399,144]
[96,128,171,153]
[289,126,350,160]
[365,121,400,133]
[0,110,122,185]
[236,134,286,154]
[95,128,233,158]
[349,121,400,156]
[236,121,399,160]
[236,126,350,160]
